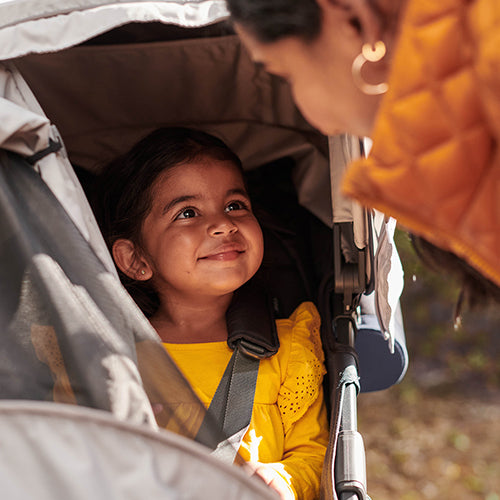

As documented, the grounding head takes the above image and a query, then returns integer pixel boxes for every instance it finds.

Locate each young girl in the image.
[96,127,328,500]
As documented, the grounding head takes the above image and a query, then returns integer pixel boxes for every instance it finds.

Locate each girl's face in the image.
[235,6,388,138]
[139,158,264,303]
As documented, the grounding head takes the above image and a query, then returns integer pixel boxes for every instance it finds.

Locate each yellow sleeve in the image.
[271,302,329,500]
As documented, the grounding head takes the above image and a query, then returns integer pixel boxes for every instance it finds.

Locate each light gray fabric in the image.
[0,97,49,155]
[0,0,222,29]
[0,0,228,59]
[372,215,405,353]
[0,401,277,500]
[0,62,116,274]
[0,63,51,156]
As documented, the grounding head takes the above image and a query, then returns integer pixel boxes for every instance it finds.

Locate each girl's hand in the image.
[252,463,295,500]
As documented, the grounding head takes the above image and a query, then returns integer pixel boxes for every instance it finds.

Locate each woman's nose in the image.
[208,214,238,236]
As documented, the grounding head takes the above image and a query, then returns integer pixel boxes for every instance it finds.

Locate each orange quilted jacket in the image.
[343,0,500,287]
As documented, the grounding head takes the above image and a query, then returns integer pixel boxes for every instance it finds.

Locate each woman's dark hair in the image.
[411,235,500,319]
[226,0,322,43]
[93,127,243,316]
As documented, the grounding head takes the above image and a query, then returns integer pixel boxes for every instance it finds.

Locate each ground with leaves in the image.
[358,231,500,500]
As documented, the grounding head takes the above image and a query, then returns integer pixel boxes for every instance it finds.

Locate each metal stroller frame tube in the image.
[337,383,366,500]
[320,221,369,500]
[333,318,367,500]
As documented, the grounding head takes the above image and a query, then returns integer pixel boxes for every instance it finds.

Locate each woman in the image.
[227,0,500,307]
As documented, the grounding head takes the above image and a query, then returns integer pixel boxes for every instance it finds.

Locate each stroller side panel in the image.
[0,401,276,500]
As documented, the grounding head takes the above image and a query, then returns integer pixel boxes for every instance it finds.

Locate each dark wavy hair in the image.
[411,235,500,319]
[93,127,243,317]
[226,0,323,43]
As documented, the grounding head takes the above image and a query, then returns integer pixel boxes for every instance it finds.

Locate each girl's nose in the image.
[208,214,238,236]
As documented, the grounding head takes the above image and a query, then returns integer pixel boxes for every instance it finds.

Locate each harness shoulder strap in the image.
[207,346,260,463]
[226,279,280,358]
[196,279,279,464]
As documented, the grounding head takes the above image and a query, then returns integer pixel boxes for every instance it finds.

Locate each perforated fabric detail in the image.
[277,304,326,434]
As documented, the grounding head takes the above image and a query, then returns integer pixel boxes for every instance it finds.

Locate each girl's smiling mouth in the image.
[203,250,243,261]
[200,243,246,261]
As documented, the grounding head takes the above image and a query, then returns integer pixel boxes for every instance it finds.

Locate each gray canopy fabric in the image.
[0,400,277,500]
[0,0,230,59]
[0,61,116,273]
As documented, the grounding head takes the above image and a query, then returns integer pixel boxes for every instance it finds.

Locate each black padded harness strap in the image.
[226,279,280,358]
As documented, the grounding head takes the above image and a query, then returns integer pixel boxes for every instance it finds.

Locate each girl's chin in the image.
[208,283,247,295]
[203,277,253,296]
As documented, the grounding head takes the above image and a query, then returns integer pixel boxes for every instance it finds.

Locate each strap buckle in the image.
[236,339,267,359]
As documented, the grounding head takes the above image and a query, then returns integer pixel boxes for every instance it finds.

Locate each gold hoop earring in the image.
[352,41,389,96]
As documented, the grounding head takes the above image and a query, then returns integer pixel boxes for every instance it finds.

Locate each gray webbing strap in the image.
[200,344,260,464]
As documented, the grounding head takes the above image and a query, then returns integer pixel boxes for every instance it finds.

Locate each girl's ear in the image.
[318,0,384,45]
[112,239,153,281]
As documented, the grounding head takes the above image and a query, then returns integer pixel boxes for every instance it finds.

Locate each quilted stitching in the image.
[343,0,500,286]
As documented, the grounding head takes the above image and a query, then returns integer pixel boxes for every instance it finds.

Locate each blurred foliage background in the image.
[358,228,500,500]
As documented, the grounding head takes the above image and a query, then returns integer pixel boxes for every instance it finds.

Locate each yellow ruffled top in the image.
[163,301,328,500]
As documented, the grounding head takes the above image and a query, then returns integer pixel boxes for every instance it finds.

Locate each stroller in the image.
[0,1,408,499]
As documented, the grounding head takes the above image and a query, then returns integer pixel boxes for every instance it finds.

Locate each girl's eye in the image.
[175,207,197,220]
[225,200,248,213]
